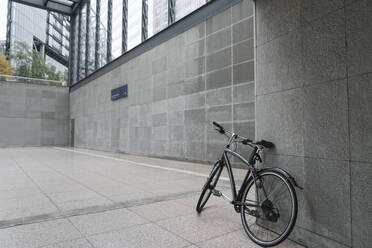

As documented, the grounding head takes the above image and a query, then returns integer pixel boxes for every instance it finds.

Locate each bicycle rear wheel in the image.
[240,169,297,247]
[196,161,223,213]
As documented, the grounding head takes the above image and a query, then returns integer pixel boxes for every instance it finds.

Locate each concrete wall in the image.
[255,0,372,247]
[0,81,69,147]
[70,0,255,163]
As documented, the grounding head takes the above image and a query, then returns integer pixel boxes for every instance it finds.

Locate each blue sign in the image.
[111,84,128,101]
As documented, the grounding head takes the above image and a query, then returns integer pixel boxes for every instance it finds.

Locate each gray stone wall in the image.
[0,81,69,147]
[70,0,255,164]
[255,0,372,247]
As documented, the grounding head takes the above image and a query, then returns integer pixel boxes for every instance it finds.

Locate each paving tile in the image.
[0,219,81,248]
[129,199,195,222]
[171,194,227,210]
[198,229,303,248]
[107,191,157,203]
[87,185,147,198]
[0,203,59,221]
[156,206,241,243]
[56,197,113,212]
[88,223,190,248]
[0,188,44,201]
[0,195,54,212]
[198,229,261,248]
[40,238,93,248]
[0,182,37,192]
[49,190,103,203]
[69,208,148,236]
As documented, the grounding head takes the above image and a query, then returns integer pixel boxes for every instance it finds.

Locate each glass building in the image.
[6,1,70,73]
[69,0,209,84]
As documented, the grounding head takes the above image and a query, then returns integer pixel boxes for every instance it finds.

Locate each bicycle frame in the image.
[218,144,262,210]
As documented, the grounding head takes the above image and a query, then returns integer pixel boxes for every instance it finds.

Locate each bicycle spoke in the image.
[265,175,276,194]
[264,182,285,201]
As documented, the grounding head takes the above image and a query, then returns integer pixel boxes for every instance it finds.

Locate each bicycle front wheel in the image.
[240,169,297,247]
[196,161,223,213]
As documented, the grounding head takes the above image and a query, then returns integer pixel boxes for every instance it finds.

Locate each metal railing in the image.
[0,74,67,87]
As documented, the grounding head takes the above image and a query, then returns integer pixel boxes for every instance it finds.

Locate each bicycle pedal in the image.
[212,189,222,197]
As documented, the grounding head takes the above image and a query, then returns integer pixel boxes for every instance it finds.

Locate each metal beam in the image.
[95,0,100,69]
[46,12,50,46]
[107,0,112,62]
[44,43,69,67]
[46,1,72,13]
[122,0,127,53]
[48,0,72,7]
[141,0,148,42]
[10,0,82,16]
[5,0,13,55]
[85,0,90,75]
[168,0,175,25]
[68,14,75,85]
[76,6,82,79]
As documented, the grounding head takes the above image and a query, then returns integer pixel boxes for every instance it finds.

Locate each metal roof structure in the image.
[11,0,82,15]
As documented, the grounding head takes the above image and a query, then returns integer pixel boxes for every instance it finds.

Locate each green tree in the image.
[45,65,62,81]
[63,69,68,81]
[9,41,65,81]
[8,41,33,77]
[31,49,48,79]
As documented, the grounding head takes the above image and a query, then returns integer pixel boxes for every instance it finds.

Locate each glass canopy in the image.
[11,0,82,15]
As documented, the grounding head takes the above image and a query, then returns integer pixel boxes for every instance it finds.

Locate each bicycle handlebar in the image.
[212,121,274,149]
[212,121,225,134]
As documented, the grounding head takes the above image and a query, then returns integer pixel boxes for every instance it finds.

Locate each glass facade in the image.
[87,0,96,73]
[78,4,86,80]
[7,2,70,75]
[151,0,168,35]
[127,0,142,50]
[71,0,208,84]
[112,0,123,59]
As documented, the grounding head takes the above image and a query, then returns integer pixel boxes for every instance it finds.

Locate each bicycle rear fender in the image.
[259,167,304,190]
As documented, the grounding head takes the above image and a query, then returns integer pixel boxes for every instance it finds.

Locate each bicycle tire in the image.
[240,169,298,247]
[196,161,223,213]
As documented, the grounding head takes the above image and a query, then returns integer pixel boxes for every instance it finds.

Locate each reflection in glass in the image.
[150,0,167,36]
[112,0,123,59]
[72,14,79,83]
[78,3,86,80]
[99,0,108,68]
[87,0,96,73]
[127,0,142,50]
[175,0,206,21]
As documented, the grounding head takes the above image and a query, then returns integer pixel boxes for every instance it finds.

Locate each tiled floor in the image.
[0,147,304,247]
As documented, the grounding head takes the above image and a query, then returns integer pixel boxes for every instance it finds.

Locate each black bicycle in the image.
[196,122,302,247]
